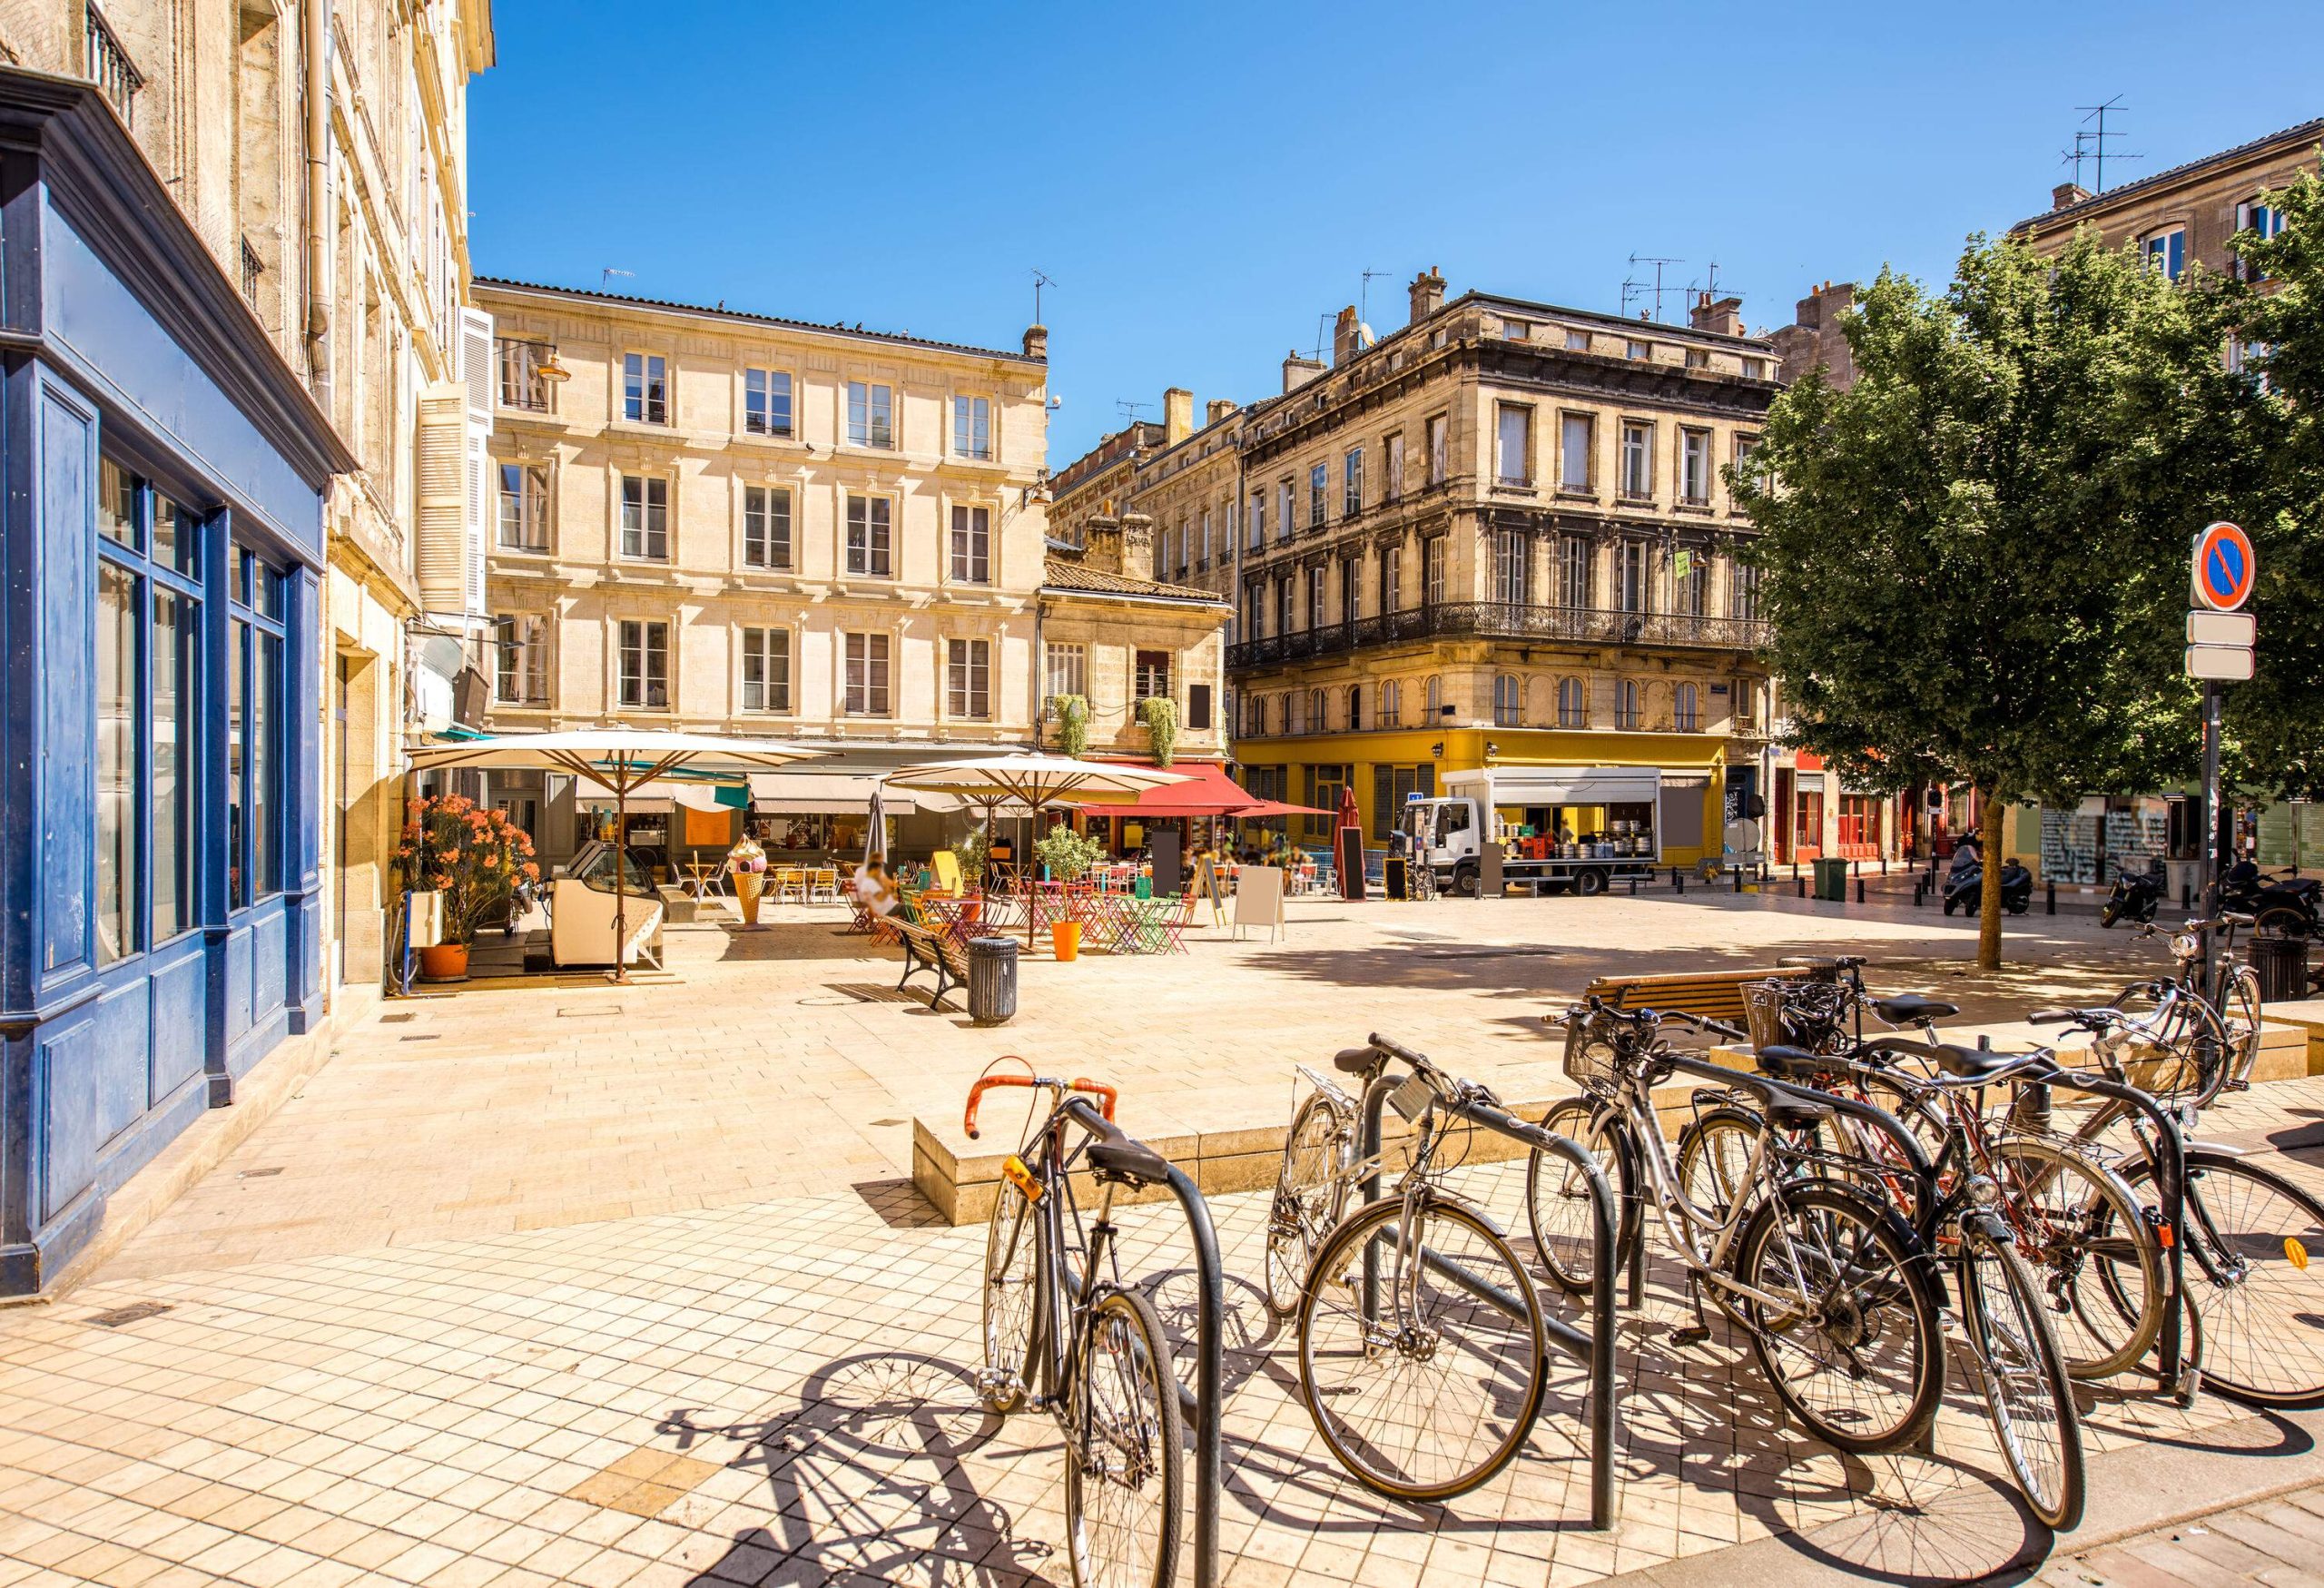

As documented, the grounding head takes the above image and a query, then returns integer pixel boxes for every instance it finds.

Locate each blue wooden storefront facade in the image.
[0,74,353,1295]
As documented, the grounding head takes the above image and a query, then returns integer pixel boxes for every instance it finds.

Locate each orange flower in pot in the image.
[396,794,537,981]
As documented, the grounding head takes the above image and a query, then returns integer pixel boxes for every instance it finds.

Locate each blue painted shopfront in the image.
[0,74,352,1294]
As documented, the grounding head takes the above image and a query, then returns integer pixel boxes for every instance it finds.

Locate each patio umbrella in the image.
[407,728,822,982]
[864,780,890,869]
[883,755,1188,943]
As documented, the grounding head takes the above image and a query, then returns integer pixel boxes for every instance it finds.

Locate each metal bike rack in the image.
[1354,1035,1621,1530]
[1153,1163,1226,1588]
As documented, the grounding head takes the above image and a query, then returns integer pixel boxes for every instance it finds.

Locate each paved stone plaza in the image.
[5,889,2323,1587]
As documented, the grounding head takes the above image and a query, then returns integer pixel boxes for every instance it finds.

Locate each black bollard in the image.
[1856,876,1866,904]
[1914,878,1925,907]
[1796,873,1807,899]
[1734,866,1743,893]
[2045,880,2056,915]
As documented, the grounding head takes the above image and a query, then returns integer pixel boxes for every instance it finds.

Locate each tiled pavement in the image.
[3,889,2316,1587]
[2037,1483,2324,1584]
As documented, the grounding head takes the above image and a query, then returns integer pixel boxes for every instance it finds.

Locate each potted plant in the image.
[1036,824,1106,960]
[1137,695,1178,767]
[1052,694,1090,758]
[396,794,538,981]
[957,827,990,923]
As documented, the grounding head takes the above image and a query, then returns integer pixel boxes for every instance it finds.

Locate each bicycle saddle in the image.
[1930,1043,2041,1081]
[1332,1046,1377,1076]
[1087,1138,1173,1186]
[1871,993,1957,1025]
[1755,1043,1832,1081]
[1765,1090,1836,1130]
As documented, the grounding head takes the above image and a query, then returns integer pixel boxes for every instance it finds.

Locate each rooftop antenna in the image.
[2074,97,2143,193]
[1359,267,1391,324]
[601,267,634,290]
[1115,399,1151,429]
[1311,311,1335,362]
[2058,129,2094,191]
[1629,252,1683,322]
[1031,267,1055,323]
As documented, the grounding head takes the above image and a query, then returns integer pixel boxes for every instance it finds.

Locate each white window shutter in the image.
[415,384,468,616]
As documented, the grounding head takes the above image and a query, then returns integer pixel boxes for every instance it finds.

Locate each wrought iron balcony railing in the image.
[1227,603,1768,671]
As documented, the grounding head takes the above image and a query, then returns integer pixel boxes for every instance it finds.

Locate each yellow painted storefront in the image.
[1234,728,1736,869]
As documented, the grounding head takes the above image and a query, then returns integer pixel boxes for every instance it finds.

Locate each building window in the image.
[1731,560,1761,622]
[1616,540,1649,615]
[947,638,991,720]
[845,494,892,576]
[1384,433,1404,501]
[85,5,143,126]
[843,632,891,715]
[1346,685,1364,732]
[1614,678,1642,730]
[2142,227,2187,281]
[1135,650,1172,703]
[1735,433,1768,494]
[497,461,549,551]
[1684,349,1708,370]
[224,552,286,909]
[1741,357,1768,380]
[1045,641,1086,708]
[1370,763,1436,841]
[497,340,554,412]
[1492,674,1521,727]
[494,615,549,705]
[96,557,140,962]
[1277,479,1295,541]
[1199,508,1213,567]
[1492,529,1528,605]
[1556,535,1590,607]
[1306,565,1325,629]
[1246,694,1266,737]
[623,352,667,424]
[847,381,894,449]
[1837,793,1881,850]
[617,619,670,709]
[1426,414,1448,485]
[743,485,793,569]
[1557,676,1585,727]
[619,475,668,560]
[1425,674,1443,718]
[741,626,791,713]
[1379,678,1403,728]
[1243,586,1264,640]
[1673,683,1699,732]
[744,369,794,438]
[2239,200,2287,281]
[950,504,991,583]
[1344,447,1364,516]
[1565,328,1590,351]
[1423,537,1446,606]
[1188,684,1213,731]
[952,396,992,460]
[1680,429,1711,504]
[1306,688,1327,735]
[1626,339,1650,360]
[1495,403,1532,486]
[1381,545,1403,612]
[1275,577,1293,635]
[1560,413,1593,492]
[1308,462,1328,528]
[1673,547,1708,615]
[1249,488,1265,547]
[1620,422,1652,498]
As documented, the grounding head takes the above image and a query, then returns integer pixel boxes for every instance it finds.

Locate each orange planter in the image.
[1052,922,1082,961]
[416,942,469,981]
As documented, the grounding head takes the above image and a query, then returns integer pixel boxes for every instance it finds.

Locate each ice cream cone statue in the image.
[729,833,768,927]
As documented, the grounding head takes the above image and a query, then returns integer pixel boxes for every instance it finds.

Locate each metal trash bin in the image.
[968,936,1019,1026]
[2251,932,2310,1004]
[1813,857,1850,902]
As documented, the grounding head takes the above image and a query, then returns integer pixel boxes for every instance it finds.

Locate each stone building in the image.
[1769,281,1859,390]
[1037,512,1230,765]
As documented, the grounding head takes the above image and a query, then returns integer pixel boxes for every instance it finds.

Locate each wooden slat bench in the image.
[1581,965,1812,1028]
[893,918,970,1010]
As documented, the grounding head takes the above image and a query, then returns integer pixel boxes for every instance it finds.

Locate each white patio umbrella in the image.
[406,728,822,982]
[883,755,1187,943]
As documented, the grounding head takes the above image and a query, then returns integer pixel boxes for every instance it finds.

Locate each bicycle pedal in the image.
[1669,1325,1712,1348]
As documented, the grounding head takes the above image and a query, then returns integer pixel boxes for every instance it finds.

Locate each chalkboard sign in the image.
[1191,857,1230,924]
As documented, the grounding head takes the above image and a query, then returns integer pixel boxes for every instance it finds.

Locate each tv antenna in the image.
[2074,97,2142,193]
[601,267,634,290]
[1628,253,1683,322]
[1115,399,1151,429]
[1359,268,1392,325]
[1031,267,1056,323]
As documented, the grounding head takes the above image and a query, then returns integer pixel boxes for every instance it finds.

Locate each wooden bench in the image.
[893,918,970,1010]
[1581,965,1812,1028]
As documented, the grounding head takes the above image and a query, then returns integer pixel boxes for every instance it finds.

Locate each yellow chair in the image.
[930,850,962,896]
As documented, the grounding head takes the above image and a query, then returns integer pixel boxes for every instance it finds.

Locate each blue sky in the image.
[469,2,2320,462]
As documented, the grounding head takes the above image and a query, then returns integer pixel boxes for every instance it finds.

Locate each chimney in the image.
[1022,323,1048,359]
[1206,398,1238,426]
[1408,266,1446,325]
[1117,510,1155,580]
[2052,182,2092,212]
[1282,349,1324,393]
[1688,291,1745,337]
[1163,387,1193,445]
[1333,305,1363,364]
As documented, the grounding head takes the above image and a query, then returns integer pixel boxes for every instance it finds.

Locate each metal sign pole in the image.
[2202,680,2223,983]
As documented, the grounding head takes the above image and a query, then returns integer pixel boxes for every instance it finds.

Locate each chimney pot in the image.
[1206,398,1238,426]
[1163,387,1193,445]
[1022,323,1048,359]
[1407,267,1446,326]
[2052,181,2093,212]
[1281,349,1324,394]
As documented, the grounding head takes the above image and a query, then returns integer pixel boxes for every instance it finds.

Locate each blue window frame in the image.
[94,458,205,964]
[228,546,286,910]
[2142,228,2186,281]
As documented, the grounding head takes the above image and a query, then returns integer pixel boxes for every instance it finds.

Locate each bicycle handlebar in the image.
[1661,1010,1749,1043]
[963,1070,1118,1139]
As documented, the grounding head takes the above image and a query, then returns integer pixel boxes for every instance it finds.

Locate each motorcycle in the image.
[2101,868,2165,928]
[1943,857,2033,916]
[2221,861,2319,938]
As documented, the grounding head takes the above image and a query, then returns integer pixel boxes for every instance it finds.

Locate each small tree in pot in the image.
[397,794,538,978]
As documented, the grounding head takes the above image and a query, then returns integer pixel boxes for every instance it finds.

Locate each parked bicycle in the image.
[966,1060,1185,1588]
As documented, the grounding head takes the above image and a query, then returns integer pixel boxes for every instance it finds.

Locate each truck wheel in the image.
[1576,868,1608,898]
[1451,863,1479,898]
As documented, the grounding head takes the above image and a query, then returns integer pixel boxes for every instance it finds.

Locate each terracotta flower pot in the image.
[417,942,469,981]
[961,898,982,925]
[1052,922,1082,962]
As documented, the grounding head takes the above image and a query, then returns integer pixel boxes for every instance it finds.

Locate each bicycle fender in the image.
[2183,1138,2250,1158]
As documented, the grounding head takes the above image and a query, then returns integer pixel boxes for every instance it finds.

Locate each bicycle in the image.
[1527,1000,1948,1457]
[965,1060,1185,1588]
[1267,1036,1565,1501]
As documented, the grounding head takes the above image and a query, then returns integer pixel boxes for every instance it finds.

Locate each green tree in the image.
[1735,232,2266,969]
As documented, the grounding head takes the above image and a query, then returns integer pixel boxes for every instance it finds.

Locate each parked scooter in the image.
[2101,868,2165,928]
[1943,857,2033,915]
[2221,861,2319,938]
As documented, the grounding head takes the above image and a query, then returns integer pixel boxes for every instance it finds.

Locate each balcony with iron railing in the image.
[1227,602,1768,671]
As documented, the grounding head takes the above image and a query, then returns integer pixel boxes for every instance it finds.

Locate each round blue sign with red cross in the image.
[2192,520,2256,612]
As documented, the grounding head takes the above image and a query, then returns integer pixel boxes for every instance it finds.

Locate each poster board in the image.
[1234,864,1285,941]
[1191,857,1230,923]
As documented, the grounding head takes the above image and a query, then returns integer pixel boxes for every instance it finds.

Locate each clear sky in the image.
[468,1,2320,462]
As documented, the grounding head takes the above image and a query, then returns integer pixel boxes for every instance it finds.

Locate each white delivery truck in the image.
[1403,766,1669,897]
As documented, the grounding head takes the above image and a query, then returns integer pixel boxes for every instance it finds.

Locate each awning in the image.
[1068,762,1256,818]
[747,771,927,814]
[574,777,741,813]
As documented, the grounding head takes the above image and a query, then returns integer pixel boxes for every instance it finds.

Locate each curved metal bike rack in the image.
[1152,1163,1226,1588]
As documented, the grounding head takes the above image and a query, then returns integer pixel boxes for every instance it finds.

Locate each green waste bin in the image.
[1813,857,1850,902]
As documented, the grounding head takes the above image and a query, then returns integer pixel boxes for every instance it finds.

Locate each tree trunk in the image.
[1978,789,2004,972]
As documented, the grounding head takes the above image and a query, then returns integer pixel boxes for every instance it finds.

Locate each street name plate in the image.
[2186,645,2255,681]
[2187,611,2257,646]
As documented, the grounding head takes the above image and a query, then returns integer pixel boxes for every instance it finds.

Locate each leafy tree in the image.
[1734,231,2269,968]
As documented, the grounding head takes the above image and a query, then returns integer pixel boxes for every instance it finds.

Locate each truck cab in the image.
[1406,765,1669,897]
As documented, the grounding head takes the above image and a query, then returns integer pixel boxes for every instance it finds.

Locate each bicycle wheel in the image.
[1732,1182,1944,1453]
[979,1180,1039,1414]
[1960,1218,2084,1532]
[1299,1194,1550,1501]
[1265,1092,1351,1317]
[1988,1137,2161,1382]
[1525,1096,1633,1296]
[1676,1106,1763,1223]
[2123,1151,2324,1408]
[1066,1287,1184,1588]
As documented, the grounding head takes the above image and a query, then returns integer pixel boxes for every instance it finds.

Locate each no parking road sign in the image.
[2192,520,2256,612]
